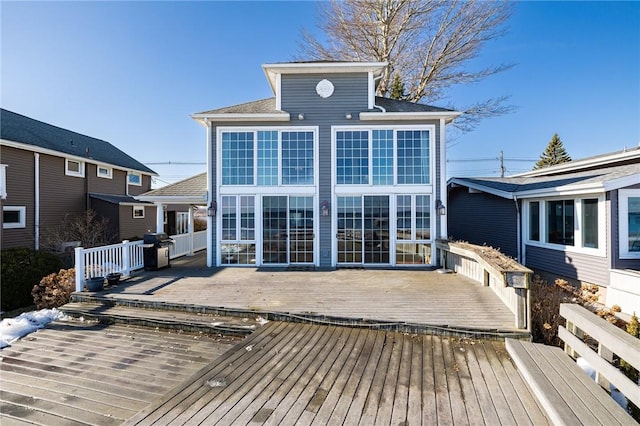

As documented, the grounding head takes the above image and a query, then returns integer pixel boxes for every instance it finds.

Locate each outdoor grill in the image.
[142,232,173,270]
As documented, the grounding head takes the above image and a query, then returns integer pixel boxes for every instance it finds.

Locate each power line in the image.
[144,161,206,165]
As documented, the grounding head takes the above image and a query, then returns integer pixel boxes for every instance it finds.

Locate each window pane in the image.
[582,199,598,248]
[3,210,20,223]
[257,131,278,186]
[221,196,236,240]
[336,131,368,184]
[240,196,255,240]
[128,173,141,185]
[396,195,412,240]
[397,130,429,184]
[529,202,540,241]
[628,196,640,252]
[547,200,574,245]
[282,131,314,185]
[67,161,80,173]
[415,195,430,240]
[222,132,254,185]
[372,130,393,185]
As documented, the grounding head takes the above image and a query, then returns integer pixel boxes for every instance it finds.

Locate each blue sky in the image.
[2,1,638,184]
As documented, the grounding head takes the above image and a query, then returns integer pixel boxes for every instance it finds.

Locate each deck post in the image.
[74,246,84,292]
[122,240,131,277]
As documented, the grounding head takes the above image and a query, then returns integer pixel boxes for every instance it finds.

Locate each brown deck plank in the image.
[259,326,341,425]
[406,335,423,426]
[124,321,289,425]
[421,334,438,425]
[460,340,501,425]
[451,339,485,426]
[211,323,325,424]
[293,327,361,425]
[327,329,378,424]
[441,338,470,425]
[433,334,454,425]
[389,336,412,426]
[0,400,89,426]
[473,340,516,423]
[163,322,298,425]
[308,327,370,425]
[373,333,403,425]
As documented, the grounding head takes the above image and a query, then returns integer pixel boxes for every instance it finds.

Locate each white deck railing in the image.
[74,231,208,292]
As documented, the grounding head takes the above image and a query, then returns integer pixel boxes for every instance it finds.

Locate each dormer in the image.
[262,62,387,112]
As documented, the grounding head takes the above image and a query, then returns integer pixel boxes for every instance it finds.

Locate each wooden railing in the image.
[560,303,640,408]
[74,231,208,292]
[436,240,531,330]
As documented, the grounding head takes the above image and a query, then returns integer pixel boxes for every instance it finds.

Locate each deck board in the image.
[126,323,550,425]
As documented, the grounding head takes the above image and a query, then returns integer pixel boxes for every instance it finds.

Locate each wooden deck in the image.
[125,322,550,425]
[0,321,241,425]
[83,253,524,338]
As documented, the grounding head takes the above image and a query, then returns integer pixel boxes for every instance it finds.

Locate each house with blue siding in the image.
[191,62,460,269]
[448,148,640,314]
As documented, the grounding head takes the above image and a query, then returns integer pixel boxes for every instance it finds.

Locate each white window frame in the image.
[331,125,436,190]
[524,195,606,257]
[619,189,640,259]
[65,159,84,177]
[133,205,145,219]
[216,126,319,190]
[128,172,142,186]
[3,206,26,229]
[97,165,113,179]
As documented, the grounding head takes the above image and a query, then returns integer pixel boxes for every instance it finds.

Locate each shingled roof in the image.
[194,96,454,116]
[139,172,207,199]
[1,109,155,174]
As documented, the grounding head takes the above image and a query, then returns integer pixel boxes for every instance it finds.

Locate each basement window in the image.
[65,159,84,177]
[3,206,26,229]
[97,165,113,179]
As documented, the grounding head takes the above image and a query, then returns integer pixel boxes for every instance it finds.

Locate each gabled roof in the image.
[449,163,640,199]
[89,193,153,206]
[514,146,640,177]
[136,172,207,203]
[1,109,156,175]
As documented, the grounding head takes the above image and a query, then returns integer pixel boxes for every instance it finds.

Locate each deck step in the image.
[505,338,636,426]
[60,302,265,336]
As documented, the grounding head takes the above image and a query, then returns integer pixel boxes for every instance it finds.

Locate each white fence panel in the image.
[193,230,207,252]
[170,234,191,259]
[75,240,144,292]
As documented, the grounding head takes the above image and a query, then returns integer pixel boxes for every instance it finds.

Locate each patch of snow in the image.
[255,316,269,325]
[577,357,629,409]
[0,308,69,348]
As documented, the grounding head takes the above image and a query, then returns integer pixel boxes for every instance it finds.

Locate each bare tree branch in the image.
[297,0,515,131]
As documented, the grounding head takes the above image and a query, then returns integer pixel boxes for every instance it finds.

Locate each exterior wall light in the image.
[345,113,352,120]
[298,113,304,120]
[436,200,446,216]
[321,200,330,217]
[207,200,217,217]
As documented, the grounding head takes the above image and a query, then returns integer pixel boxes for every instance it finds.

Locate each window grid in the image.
[397,130,429,184]
[282,131,314,185]
[415,195,431,240]
[396,195,412,240]
[221,196,237,240]
[372,130,393,185]
[257,131,278,186]
[240,195,256,241]
[336,131,369,184]
[222,132,254,185]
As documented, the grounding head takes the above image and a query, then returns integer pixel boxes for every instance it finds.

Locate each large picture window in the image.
[221,195,256,265]
[619,189,640,258]
[335,127,432,186]
[526,197,603,253]
[221,129,315,187]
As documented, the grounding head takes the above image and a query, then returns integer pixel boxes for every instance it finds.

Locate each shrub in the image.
[1,248,63,312]
[530,275,574,346]
[32,268,75,309]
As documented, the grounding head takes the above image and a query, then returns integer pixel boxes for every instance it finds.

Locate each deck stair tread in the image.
[60,302,264,336]
[505,338,636,426]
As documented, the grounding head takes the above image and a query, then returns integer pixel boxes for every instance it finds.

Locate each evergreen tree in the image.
[389,74,406,100]
[534,133,572,169]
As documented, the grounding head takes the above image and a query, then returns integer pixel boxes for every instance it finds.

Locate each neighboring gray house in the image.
[448,148,640,314]
[191,61,460,268]
[0,109,157,250]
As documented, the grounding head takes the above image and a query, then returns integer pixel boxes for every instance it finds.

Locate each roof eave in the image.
[135,195,207,204]
[514,149,640,177]
[1,138,157,176]
[448,178,514,199]
[190,113,291,123]
[359,111,462,123]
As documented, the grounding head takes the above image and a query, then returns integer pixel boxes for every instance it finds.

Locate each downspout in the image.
[372,74,386,112]
[34,153,40,250]
[205,120,214,267]
[514,195,521,263]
